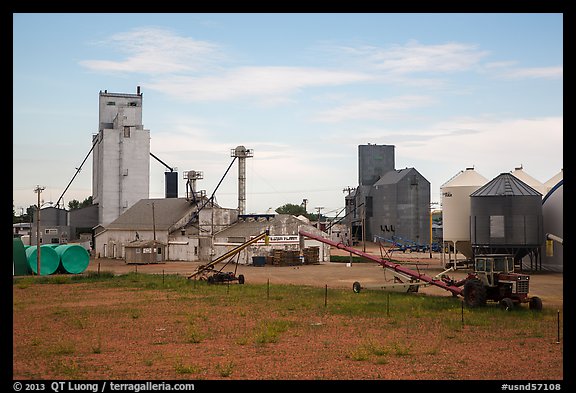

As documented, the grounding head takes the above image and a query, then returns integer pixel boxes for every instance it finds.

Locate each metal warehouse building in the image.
[345,144,430,247]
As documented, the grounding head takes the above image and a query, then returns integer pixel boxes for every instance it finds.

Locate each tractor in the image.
[298,230,544,311]
[462,254,542,311]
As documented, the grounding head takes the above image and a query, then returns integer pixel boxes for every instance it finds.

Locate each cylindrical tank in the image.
[25,245,60,275]
[165,171,178,198]
[55,244,90,274]
[13,238,31,276]
[440,168,488,259]
[470,173,543,248]
[539,179,563,272]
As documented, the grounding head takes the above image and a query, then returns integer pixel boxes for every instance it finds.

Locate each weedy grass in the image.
[13,272,562,379]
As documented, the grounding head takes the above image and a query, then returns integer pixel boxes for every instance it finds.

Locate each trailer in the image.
[187,230,269,284]
[299,230,543,310]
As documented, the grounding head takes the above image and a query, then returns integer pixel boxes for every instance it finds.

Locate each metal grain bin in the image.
[55,244,90,274]
[25,245,60,275]
[440,167,488,259]
[470,173,543,249]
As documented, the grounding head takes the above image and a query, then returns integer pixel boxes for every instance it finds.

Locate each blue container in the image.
[252,256,266,267]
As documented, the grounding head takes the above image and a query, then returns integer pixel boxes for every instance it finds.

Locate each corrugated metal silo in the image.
[440,167,488,261]
[470,173,543,262]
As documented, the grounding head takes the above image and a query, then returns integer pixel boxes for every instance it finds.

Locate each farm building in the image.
[124,240,166,264]
[213,214,330,265]
[93,196,238,262]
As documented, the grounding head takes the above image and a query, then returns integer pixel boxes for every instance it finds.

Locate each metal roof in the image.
[214,214,314,238]
[373,167,428,186]
[470,173,542,197]
[105,198,198,231]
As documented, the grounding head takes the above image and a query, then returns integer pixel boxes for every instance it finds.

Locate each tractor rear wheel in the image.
[529,296,543,311]
[463,279,487,308]
[238,274,245,285]
[352,281,362,293]
[499,297,514,311]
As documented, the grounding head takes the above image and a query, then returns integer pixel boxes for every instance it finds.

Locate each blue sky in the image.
[13,13,563,217]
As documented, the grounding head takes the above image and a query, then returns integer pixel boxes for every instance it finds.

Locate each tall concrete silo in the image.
[440,167,488,266]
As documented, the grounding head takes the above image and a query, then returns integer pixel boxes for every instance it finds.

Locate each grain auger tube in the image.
[298,230,543,311]
[187,229,270,283]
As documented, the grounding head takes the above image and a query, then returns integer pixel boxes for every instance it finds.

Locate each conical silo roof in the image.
[441,167,488,188]
[471,173,542,197]
[510,166,546,195]
[544,169,563,193]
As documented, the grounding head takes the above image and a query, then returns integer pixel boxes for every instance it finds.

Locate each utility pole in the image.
[34,185,45,276]
[315,207,324,229]
[151,202,156,241]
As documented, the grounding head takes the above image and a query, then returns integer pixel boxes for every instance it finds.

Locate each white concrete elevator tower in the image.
[231,146,253,215]
[92,87,150,226]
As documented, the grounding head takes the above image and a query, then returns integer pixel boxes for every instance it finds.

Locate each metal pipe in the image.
[546,233,563,245]
[299,230,463,297]
[187,229,269,279]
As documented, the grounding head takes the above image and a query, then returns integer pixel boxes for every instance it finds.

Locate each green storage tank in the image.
[13,238,31,276]
[25,245,60,275]
[55,244,90,274]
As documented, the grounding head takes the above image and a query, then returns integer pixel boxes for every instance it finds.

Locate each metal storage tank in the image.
[165,171,178,198]
[13,238,31,276]
[440,167,488,261]
[25,245,61,275]
[538,178,563,272]
[510,166,547,196]
[55,244,90,274]
[470,173,543,262]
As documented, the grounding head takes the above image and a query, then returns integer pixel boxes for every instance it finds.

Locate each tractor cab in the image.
[465,254,541,310]
[473,254,515,288]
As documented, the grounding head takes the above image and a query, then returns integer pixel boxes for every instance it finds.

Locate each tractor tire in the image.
[463,279,487,308]
[238,274,245,285]
[529,296,543,311]
[352,281,362,293]
[499,297,514,311]
[207,275,215,285]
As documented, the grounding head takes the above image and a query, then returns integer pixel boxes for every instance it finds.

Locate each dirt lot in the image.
[12,245,564,381]
[84,245,564,308]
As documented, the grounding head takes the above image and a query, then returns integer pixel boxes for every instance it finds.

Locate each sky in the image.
[13,12,563,217]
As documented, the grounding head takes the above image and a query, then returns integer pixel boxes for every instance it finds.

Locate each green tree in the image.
[68,196,93,211]
[275,203,308,217]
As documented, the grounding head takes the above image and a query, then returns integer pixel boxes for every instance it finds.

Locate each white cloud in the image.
[495,66,563,80]
[364,116,562,182]
[80,27,223,74]
[313,95,436,122]
[336,40,489,74]
[145,67,372,101]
